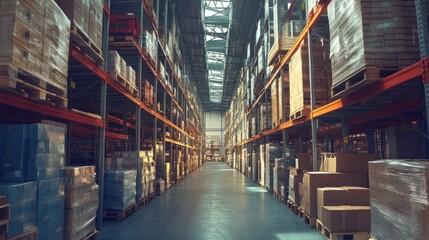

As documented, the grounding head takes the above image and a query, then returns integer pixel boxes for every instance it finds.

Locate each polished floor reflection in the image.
[99,162,324,240]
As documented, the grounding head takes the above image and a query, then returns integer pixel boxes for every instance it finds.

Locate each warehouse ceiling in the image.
[175,0,262,111]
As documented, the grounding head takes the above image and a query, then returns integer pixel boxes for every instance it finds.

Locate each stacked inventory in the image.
[0,183,37,239]
[328,0,421,97]
[0,123,66,238]
[265,143,283,191]
[273,159,285,199]
[260,103,272,132]
[300,152,377,226]
[0,196,10,239]
[369,160,429,239]
[37,178,65,240]
[288,153,313,206]
[107,50,138,95]
[64,166,98,240]
[271,73,289,126]
[289,38,331,119]
[317,186,370,234]
[0,0,71,108]
[60,0,103,50]
[142,30,158,65]
[104,170,137,211]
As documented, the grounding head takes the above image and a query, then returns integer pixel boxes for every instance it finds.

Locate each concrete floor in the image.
[99,162,324,240]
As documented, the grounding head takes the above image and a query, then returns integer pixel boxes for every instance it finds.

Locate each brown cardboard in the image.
[298,182,307,208]
[303,172,368,217]
[322,206,371,233]
[317,188,349,221]
[289,168,304,190]
[321,152,378,173]
[344,186,370,206]
[317,187,370,221]
[295,153,313,170]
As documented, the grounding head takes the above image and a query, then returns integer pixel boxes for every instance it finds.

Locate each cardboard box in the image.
[317,187,370,221]
[320,152,378,173]
[295,153,312,170]
[322,206,371,233]
[303,172,368,217]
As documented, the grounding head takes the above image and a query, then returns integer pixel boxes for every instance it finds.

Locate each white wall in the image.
[204,110,225,155]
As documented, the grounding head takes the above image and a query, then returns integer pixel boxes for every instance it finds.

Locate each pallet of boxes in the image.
[59,0,104,64]
[0,123,70,240]
[310,152,378,240]
[0,0,70,108]
[327,0,422,98]
[369,159,429,240]
[64,166,99,240]
[103,151,138,221]
[107,51,138,97]
[288,153,313,215]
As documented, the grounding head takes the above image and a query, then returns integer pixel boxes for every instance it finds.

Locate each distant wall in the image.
[204,110,225,156]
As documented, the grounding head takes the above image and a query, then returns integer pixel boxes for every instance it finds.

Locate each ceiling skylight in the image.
[204,0,231,103]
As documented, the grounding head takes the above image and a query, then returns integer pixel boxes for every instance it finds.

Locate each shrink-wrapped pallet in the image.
[369,160,429,240]
[63,166,98,240]
[328,0,421,97]
[0,0,70,95]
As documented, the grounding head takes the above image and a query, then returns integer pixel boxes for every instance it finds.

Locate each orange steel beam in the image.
[247,0,331,116]
[312,60,422,118]
[106,132,129,140]
[346,98,424,126]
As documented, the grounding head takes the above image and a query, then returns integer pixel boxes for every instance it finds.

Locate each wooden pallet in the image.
[7,228,37,240]
[70,23,104,65]
[108,72,139,97]
[331,66,398,99]
[109,36,157,68]
[0,64,67,108]
[303,212,317,228]
[0,64,67,97]
[103,203,137,221]
[82,229,98,240]
[316,220,370,240]
[286,200,299,215]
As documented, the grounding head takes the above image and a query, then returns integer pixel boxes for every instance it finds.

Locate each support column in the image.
[342,118,350,152]
[308,30,318,171]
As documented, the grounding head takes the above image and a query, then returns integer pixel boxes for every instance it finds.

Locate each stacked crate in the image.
[0,0,70,108]
[64,166,98,240]
[289,38,331,120]
[328,0,422,98]
[104,170,137,211]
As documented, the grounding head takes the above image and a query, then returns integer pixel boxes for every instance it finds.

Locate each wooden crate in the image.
[289,38,331,120]
[271,73,290,126]
[267,36,297,65]
[328,0,423,98]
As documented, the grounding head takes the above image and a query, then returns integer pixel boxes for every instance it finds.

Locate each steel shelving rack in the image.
[226,0,429,178]
[0,0,206,230]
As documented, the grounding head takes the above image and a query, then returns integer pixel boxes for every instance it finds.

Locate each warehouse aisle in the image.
[99,162,323,240]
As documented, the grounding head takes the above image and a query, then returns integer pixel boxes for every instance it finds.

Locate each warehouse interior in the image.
[0,0,428,239]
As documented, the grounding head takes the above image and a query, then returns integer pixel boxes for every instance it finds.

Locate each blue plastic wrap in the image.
[0,182,37,238]
[104,170,137,210]
[0,124,65,182]
[37,178,64,239]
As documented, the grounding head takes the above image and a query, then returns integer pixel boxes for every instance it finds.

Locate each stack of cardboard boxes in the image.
[301,152,377,230]
[107,50,137,88]
[64,166,98,240]
[288,153,312,206]
[0,0,71,106]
